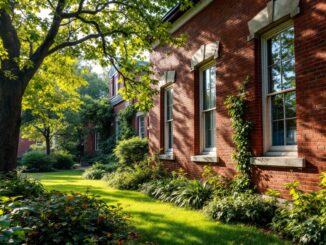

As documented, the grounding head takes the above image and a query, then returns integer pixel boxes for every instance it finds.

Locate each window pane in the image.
[281,27,295,60]
[168,122,173,149]
[210,67,216,108]
[166,89,172,120]
[272,120,284,146]
[205,112,212,148]
[286,119,297,145]
[269,35,281,65]
[204,110,216,148]
[203,67,216,110]
[285,92,296,118]
[269,63,282,92]
[282,58,295,89]
[272,94,284,120]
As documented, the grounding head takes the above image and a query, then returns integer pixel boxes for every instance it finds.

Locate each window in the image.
[95,132,100,151]
[164,87,173,153]
[138,115,145,138]
[262,21,297,153]
[200,64,216,153]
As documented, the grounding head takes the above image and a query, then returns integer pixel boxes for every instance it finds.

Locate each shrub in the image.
[142,172,213,209]
[203,193,276,226]
[170,180,212,209]
[0,196,27,245]
[82,162,117,180]
[22,151,54,172]
[52,151,75,170]
[0,172,45,198]
[202,166,230,197]
[105,163,159,190]
[7,191,129,244]
[271,173,326,244]
[114,137,148,166]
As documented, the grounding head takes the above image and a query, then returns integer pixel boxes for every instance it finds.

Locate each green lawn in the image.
[30,170,288,245]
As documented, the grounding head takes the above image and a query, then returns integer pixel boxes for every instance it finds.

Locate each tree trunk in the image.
[0,79,23,171]
[45,128,51,155]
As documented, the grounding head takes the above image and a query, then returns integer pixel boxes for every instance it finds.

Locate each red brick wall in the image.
[149,0,326,197]
[17,137,35,157]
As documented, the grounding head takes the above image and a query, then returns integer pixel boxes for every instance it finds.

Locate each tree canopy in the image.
[21,53,86,154]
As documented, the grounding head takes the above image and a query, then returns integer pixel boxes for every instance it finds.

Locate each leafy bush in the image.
[114,137,148,166]
[0,196,27,245]
[7,191,129,244]
[271,173,326,244]
[22,151,54,172]
[82,162,117,180]
[203,193,276,226]
[0,172,45,198]
[202,166,230,197]
[52,151,75,170]
[142,171,213,209]
[105,162,160,190]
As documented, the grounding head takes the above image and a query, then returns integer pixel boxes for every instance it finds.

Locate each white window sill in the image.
[159,153,175,161]
[191,154,218,163]
[250,156,305,168]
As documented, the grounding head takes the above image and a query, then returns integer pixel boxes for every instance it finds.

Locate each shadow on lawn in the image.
[41,182,285,245]
[128,210,283,245]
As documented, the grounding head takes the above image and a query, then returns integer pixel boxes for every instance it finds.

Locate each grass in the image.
[30,170,288,245]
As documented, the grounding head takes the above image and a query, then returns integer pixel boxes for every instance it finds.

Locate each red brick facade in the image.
[149,0,326,197]
[17,137,35,157]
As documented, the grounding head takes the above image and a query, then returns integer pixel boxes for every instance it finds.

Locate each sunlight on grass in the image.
[30,171,289,245]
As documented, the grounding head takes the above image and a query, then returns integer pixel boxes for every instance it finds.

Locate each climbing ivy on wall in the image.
[224,77,254,190]
[118,104,137,140]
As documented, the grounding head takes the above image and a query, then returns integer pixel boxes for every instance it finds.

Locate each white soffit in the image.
[170,0,214,34]
[159,70,176,88]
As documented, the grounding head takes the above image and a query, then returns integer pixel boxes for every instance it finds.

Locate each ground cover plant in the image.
[0,172,130,245]
[271,173,326,244]
[82,162,117,180]
[29,170,288,245]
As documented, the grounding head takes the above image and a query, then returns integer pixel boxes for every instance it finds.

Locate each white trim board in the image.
[170,0,214,34]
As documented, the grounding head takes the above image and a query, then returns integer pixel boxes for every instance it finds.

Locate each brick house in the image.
[85,66,148,156]
[148,0,326,197]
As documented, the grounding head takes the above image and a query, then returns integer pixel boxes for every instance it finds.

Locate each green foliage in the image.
[117,105,137,140]
[230,174,253,193]
[21,54,87,154]
[271,173,326,244]
[82,162,118,180]
[142,172,213,210]
[114,137,148,166]
[52,151,75,170]
[0,197,27,245]
[7,191,129,244]
[224,77,254,187]
[82,97,115,139]
[202,166,230,197]
[21,151,54,172]
[204,193,276,226]
[105,162,162,190]
[0,172,45,198]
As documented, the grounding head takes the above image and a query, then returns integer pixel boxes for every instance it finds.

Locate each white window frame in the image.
[164,86,173,154]
[261,20,297,155]
[138,115,145,138]
[199,62,217,155]
[95,131,100,151]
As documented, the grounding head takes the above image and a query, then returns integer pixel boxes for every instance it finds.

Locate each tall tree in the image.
[0,0,190,171]
[21,54,86,155]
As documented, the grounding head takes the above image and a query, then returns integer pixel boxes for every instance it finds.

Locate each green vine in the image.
[224,77,254,190]
[118,104,137,140]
